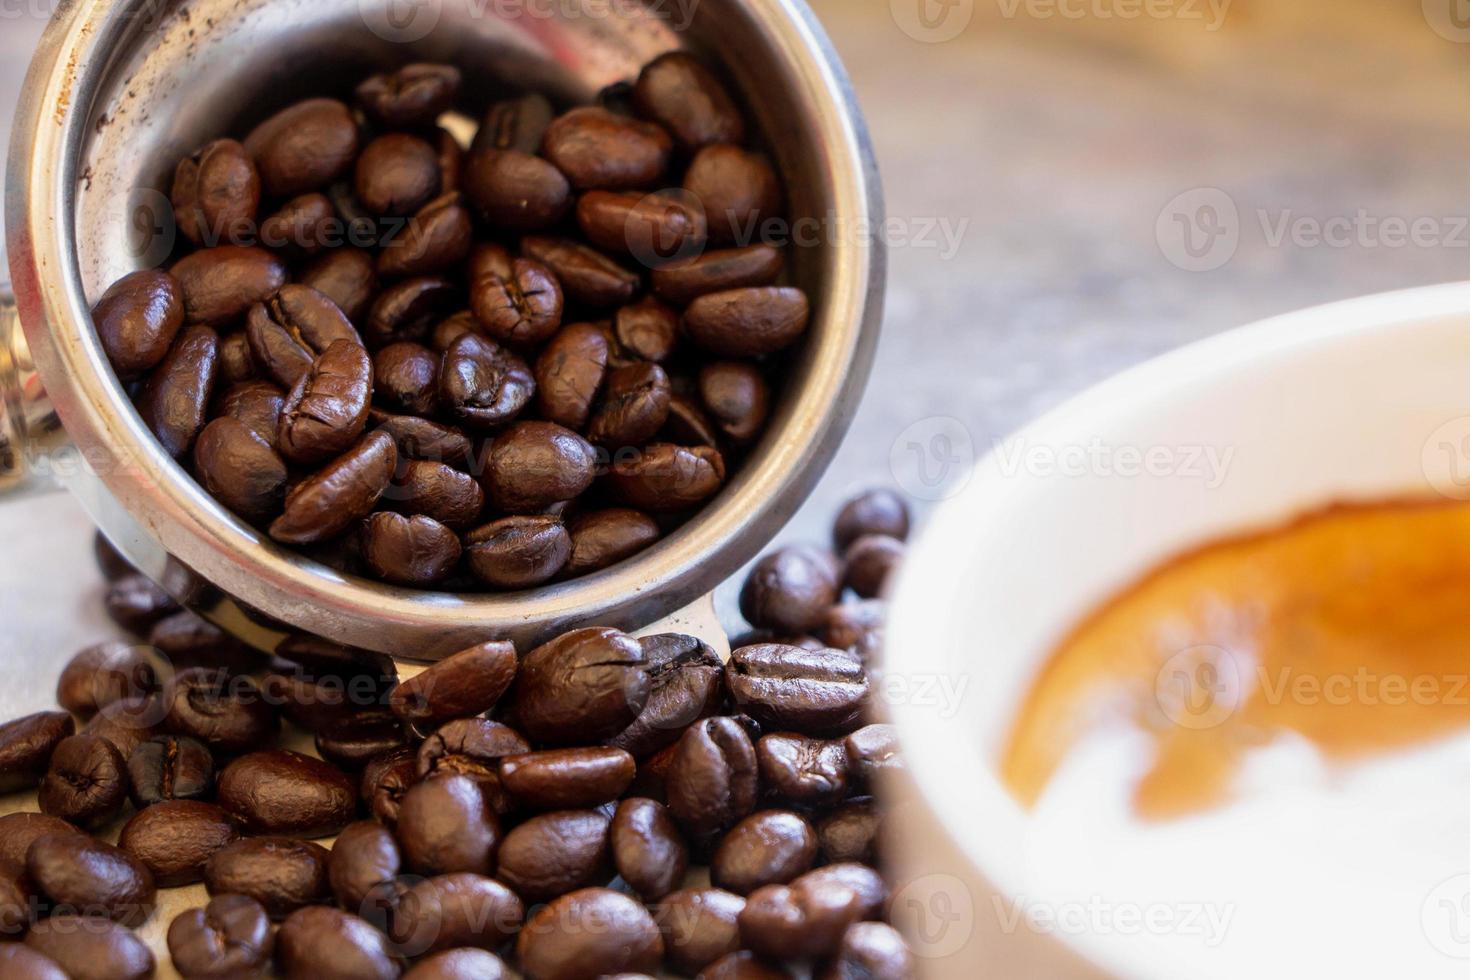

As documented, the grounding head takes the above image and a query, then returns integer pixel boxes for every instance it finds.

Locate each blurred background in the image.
[3,0,1470,629]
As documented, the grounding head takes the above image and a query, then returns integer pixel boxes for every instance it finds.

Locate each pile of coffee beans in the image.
[93,53,808,592]
[0,489,912,978]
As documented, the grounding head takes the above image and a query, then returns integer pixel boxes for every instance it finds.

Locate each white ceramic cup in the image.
[882,281,1470,980]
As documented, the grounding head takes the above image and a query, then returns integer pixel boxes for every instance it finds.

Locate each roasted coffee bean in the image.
[0,814,80,887]
[726,645,869,736]
[816,922,914,980]
[685,145,780,244]
[390,873,524,955]
[217,379,287,445]
[822,600,885,658]
[614,295,679,362]
[315,712,410,771]
[534,322,610,430]
[260,192,336,258]
[356,133,442,218]
[610,797,687,901]
[608,443,726,512]
[204,837,331,919]
[166,667,278,754]
[463,515,572,589]
[172,245,287,327]
[246,283,362,389]
[357,63,461,129]
[608,633,724,760]
[37,735,127,830]
[302,247,379,325]
[634,52,745,150]
[328,821,402,919]
[245,98,360,198]
[738,863,885,962]
[332,179,386,248]
[372,412,474,468]
[277,905,401,979]
[482,421,596,513]
[757,733,849,806]
[712,810,818,896]
[93,270,186,378]
[380,193,474,277]
[542,107,672,190]
[415,719,527,801]
[497,807,614,902]
[656,888,746,975]
[739,546,841,634]
[833,489,910,550]
[25,915,154,980]
[126,734,214,807]
[816,801,881,865]
[651,245,784,307]
[217,749,356,838]
[118,800,237,887]
[0,944,67,979]
[564,508,661,577]
[577,190,707,263]
[167,894,273,978]
[513,628,649,745]
[396,774,502,875]
[362,512,462,586]
[389,640,518,727]
[463,148,571,231]
[137,323,219,457]
[842,535,904,598]
[699,951,793,980]
[367,275,460,347]
[475,93,555,155]
[666,717,758,835]
[149,610,252,672]
[279,339,373,465]
[438,333,534,429]
[361,747,418,826]
[103,573,179,633]
[0,713,74,794]
[517,887,663,980]
[842,725,901,788]
[0,872,31,937]
[470,255,563,347]
[218,330,257,383]
[499,747,635,810]
[663,394,722,447]
[27,833,154,925]
[588,362,671,448]
[404,948,509,980]
[269,429,398,544]
[699,361,769,443]
[389,459,483,528]
[522,237,640,310]
[684,287,809,358]
[193,416,289,522]
[83,697,166,759]
[169,141,262,247]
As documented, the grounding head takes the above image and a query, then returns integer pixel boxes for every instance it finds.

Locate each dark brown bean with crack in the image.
[25,915,155,980]
[136,323,219,458]
[302,247,379,325]
[172,245,287,327]
[496,809,612,902]
[565,508,661,577]
[656,888,747,975]
[521,236,640,309]
[269,429,397,544]
[610,797,687,901]
[739,545,841,634]
[475,92,555,155]
[167,893,273,979]
[389,459,483,528]
[651,244,784,307]
[518,887,664,980]
[362,512,461,586]
[217,379,287,444]
[193,416,288,522]
[700,361,769,443]
[634,53,746,151]
[438,333,534,429]
[357,63,461,128]
[415,719,527,804]
[614,295,679,362]
[685,145,781,245]
[0,713,74,794]
[126,734,213,807]
[165,667,278,753]
[588,362,671,448]
[482,421,596,513]
[663,394,722,447]
[328,821,402,921]
[606,633,724,760]
[204,837,331,920]
[463,148,571,231]
[217,750,356,838]
[278,339,373,465]
[390,640,518,727]
[396,774,502,876]
[685,287,809,358]
[277,906,401,979]
[373,343,440,417]
[499,747,636,810]
[171,138,260,247]
[37,735,127,830]
[726,645,869,737]
[577,190,707,263]
[757,733,850,806]
[463,515,572,589]
[361,748,418,826]
[118,800,237,887]
[379,192,474,277]
[513,628,650,745]
[712,810,818,895]
[534,322,610,430]
[244,98,360,198]
[471,256,564,347]
[543,107,672,190]
[367,275,459,347]
[246,283,362,389]
[608,443,726,512]
[260,192,336,258]
[666,717,759,836]
[92,270,186,378]
[390,873,523,956]
[27,832,155,925]
[314,710,408,772]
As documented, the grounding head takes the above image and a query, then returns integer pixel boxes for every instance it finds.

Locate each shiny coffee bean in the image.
[833,489,910,550]
[0,813,82,878]
[608,633,724,760]
[842,535,904,598]
[610,797,687,901]
[245,283,361,390]
[269,429,398,544]
[577,190,707,263]
[37,735,128,830]
[25,915,155,980]
[463,515,572,589]
[380,193,474,278]
[390,872,524,955]
[404,948,509,980]
[542,107,672,190]
[217,750,356,838]
[27,832,154,925]
[314,711,409,771]
[666,717,759,835]
[463,148,571,231]
[514,628,649,745]
[218,330,256,381]
[244,98,360,198]
[564,508,661,577]
[663,394,722,447]
[497,808,612,901]
[0,944,68,979]
[171,245,287,327]
[522,237,640,310]
[118,800,237,887]
[92,270,186,378]
[438,333,534,430]
[482,421,596,514]
[126,734,214,807]
[150,610,252,671]
[470,255,563,347]
[843,724,902,788]
[276,905,402,979]
[822,600,885,656]
[726,645,869,737]
[332,179,386,248]
[390,640,518,728]
[608,443,726,512]
[372,412,474,468]
[685,145,780,244]
[217,379,287,445]
[356,133,442,218]
[260,192,336,258]
[651,245,784,307]
[816,921,915,980]
[367,275,460,347]
[328,821,401,920]
[389,459,483,529]
[738,863,885,962]
[588,363,672,448]
[361,747,418,826]
[167,894,274,979]
[633,53,744,150]
[415,719,527,810]
[684,287,809,358]
[396,774,501,876]
[699,361,769,443]
[193,416,289,523]
[165,667,278,754]
[0,872,30,939]
[136,323,219,458]
[103,573,179,633]
[362,512,461,586]
[279,339,373,465]
[757,732,849,806]
[499,747,635,810]
[356,63,461,129]
[656,888,746,975]
[204,837,331,920]
[534,322,610,430]
[816,800,881,865]
[171,137,260,247]
[517,887,663,980]
[614,295,679,362]
[711,810,818,895]
[0,712,74,794]
[302,247,379,325]
[739,546,841,634]
[475,93,555,155]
